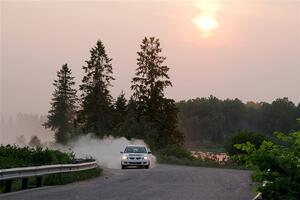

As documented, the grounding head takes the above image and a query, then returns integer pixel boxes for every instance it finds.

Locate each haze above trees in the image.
[1,37,298,150]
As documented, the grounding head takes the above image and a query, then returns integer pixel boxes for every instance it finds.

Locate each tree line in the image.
[44,37,183,150]
[44,37,299,149]
[177,96,300,146]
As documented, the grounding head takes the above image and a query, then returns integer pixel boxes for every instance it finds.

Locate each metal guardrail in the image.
[0,161,97,192]
[252,192,262,200]
[251,181,266,200]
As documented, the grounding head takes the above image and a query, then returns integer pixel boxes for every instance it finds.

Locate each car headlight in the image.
[122,156,127,160]
[143,156,148,160]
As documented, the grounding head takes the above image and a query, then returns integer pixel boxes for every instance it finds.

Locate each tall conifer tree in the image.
[44,64,77,144]
[78,40,114,137]
[131,37,184,148]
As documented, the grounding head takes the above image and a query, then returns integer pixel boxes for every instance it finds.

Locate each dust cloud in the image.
[60,134,156,169]
[0,116,157,169]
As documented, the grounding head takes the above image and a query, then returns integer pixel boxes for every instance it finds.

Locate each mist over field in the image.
[0,114,53,145]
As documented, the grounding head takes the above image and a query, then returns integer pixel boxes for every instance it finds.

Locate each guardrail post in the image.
[36,176,43,187]
[22,178,29,190]
[0,161,97,193]
[5,180,12,193]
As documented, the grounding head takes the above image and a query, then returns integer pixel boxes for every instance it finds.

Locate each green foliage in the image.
[234,129,300,200]
[0,145,74,169]
[178,97,300,146]
[130,37,184,149]
[0,168,102,193]
[156,144,193,159]
[78,40,115,137]
[155,144,244,169]
[44,64,78,144]
[28,135,42,147]
[258,98,300,134]
[177,96,245,144]
[157,155,244,169]
[224,130,268,156]
[112,91,127,136]
[44,167,102,185]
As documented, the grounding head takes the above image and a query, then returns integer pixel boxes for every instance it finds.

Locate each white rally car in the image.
[120,145,151,169]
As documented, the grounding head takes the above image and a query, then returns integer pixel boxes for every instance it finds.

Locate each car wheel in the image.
[145,164,150,169]
[121,165,126,169]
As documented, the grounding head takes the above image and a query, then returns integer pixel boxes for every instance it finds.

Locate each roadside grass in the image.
[44,167,103,185]
[156,154,246,170]
[154,144,245,170]
[0,168,102,193]
[185,142,226,153]
[189,147,226,153]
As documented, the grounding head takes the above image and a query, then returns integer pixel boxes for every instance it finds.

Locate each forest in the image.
[178,96,300,147]
[2,96,299,150]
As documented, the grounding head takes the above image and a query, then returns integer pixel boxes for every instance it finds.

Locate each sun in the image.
[193,15,218,32]
[193,15,219,37]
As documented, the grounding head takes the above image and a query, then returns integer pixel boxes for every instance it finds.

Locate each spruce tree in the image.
[28,135,42,147]
[131,37,184,148]
[114,91,127,125]
[44,64,77,144]
[112,91,127,136]
[78,40,114,137]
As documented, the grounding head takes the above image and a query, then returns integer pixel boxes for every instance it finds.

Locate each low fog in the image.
[0,114,53,145]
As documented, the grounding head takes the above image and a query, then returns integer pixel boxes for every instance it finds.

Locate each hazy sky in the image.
[1,0,299,116]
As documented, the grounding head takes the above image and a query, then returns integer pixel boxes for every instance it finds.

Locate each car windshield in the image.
[124,146,147,153]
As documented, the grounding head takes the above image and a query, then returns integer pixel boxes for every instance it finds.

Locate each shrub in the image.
[0,145,100,193]
[44,168,102,185]
[234,131,300,200]
[0,145,75,169]
[156,144,193,159]
[224,130,268,156]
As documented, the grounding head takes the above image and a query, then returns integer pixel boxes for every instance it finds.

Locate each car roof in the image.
[125,145,146,147]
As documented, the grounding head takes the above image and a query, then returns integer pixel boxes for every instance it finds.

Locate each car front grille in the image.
[129,162,142,164]
[128,157,142,160]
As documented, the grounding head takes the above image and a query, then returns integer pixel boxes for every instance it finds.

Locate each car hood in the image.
[123,153,147,157]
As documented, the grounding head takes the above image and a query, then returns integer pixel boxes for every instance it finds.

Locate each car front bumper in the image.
[121,159,150,166]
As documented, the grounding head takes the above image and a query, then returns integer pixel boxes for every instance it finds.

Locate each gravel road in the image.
[1,164,254,200]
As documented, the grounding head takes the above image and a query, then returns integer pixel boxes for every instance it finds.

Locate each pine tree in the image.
[28,135,42,147]
[131,37,184,148]
[112,91,127,136]
[44,64,77,144]
[78,40,114,137]
[114,91,127,125]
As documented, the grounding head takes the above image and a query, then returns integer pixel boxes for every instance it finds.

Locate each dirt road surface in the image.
[1,164,254,200]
